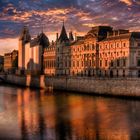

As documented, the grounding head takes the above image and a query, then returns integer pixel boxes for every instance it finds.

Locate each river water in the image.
[0,84,140,140]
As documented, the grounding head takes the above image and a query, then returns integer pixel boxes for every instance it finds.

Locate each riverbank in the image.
[2,74,140,98]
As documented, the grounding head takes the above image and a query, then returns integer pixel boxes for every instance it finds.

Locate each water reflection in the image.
[0,85,140,140]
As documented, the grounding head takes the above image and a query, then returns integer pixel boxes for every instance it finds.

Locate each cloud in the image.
[0,0,140,54]
[119,0,132,5]
[0,38,18,55]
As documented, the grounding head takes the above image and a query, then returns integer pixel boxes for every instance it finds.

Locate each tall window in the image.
[123,59,126,67]
[100,60,102,67]
[123,43,126,47]
[105,60,108,67]
[111,61,113,67]
[82,61,83,67]
[117,60,120,67]
[73,61,75,67]
[92,44,95,50]
[137,43,140,47]
[77,61,79,67]
[137,59,140,66]
[89,60,92,67]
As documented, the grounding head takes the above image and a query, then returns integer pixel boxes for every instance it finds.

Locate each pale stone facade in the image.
[18,26,49,74]
[44,25,140,77]
[98,31,140,77]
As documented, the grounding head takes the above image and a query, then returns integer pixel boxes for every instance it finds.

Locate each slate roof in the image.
[58,23,69,43]
[101,32,140,42]
[31,32,50,47]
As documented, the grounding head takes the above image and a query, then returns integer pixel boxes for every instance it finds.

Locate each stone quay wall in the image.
[4,74,140,97]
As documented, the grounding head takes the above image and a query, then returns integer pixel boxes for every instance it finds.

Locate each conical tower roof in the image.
[19,26,31,42]
[58,22,69,43]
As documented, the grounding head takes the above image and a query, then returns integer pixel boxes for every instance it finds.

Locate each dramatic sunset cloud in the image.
[0,0,140,54]
[120,0,132,5]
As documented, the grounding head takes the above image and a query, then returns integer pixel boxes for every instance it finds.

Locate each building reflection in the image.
[16,89,140,140]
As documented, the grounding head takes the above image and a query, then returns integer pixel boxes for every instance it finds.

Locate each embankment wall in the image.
[4,75,140,97]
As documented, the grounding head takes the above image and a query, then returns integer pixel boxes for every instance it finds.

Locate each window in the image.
[82,61,84,67]
[123,59,126,67]
[100,60,102,67]
[73,61,75,67]
[105,60,108,67]
[92,61,95,66]
[123,70,125,77]
[123,52,125,56]
[92,44,95,50]
[117,60,120,67]
[123,43,126,47]
[111,61,113,67]
[77,61,79,67]
[117,70,118,77]
[138,43,140,47]
[137,59,140,66]
[89,60,92,67]
[84,45,86,50]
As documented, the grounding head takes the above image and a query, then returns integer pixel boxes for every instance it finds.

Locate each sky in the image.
[0,0,140,55]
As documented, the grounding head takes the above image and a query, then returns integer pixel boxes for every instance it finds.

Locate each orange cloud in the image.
[120,0,132,5]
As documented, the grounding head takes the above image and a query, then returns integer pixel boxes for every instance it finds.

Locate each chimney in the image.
[56,33,59,41]
[75,33,77,41]
[107,32,110,37]
[69,31,74,41]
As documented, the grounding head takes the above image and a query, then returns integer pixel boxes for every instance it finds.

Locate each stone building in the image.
[4,50,18,73]
[18,26,49,75]
[43,22,74,76]
[98,30,138,77]
[44,24,140,77]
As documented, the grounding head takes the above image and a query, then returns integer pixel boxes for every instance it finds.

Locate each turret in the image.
[19,26,31,43]
[18,26,31,70]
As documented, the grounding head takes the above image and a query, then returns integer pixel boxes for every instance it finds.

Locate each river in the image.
[0,84,140,140]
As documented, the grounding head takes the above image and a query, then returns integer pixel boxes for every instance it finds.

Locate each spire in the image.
[58,21,69,43]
